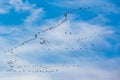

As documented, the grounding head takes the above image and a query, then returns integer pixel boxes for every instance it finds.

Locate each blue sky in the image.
[0,0,120,80]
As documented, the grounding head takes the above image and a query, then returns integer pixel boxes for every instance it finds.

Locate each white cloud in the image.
[0,0,44,25]
[88,14,109,24]
[0,8,9,14]
[0,73,52,80]
[0,0,11,14]
[55,62,120,80]
[0,19,119,80]
[9,0,34,12]
[24,8,43,25]
[0,26,21,34]
[44,20,113,51]
[48,0,112,8]
[4,19,114,66]
[0,0,43,15]
[48,0,101,7]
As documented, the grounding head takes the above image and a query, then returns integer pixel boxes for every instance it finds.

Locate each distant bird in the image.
[35,34,37,39]
[40,40,46,44]
[65,32,67,34]
[7,60,13,64]
[64,13,67,17]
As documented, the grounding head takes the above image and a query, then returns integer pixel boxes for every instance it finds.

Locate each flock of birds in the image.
[2,3,116,72]
[3,4,113,55]
[77,32,112,42]
[7,64,80,72]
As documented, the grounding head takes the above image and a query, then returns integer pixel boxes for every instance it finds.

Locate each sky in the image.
[0,0,120,80]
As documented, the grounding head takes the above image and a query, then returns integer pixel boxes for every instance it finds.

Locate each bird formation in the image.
[39,38,50,45]
[7,64,80,72]
[77,32,112,42]
[7,69,59,73]
[2,3,115,73]
[65,32,72,35]
[39,47,97,51]
[3,3,112,55]
[3,17,67,56]
[65,4,113,15]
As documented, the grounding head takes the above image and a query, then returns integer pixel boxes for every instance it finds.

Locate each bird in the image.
[35,34,37,39]
[64,13,68,18]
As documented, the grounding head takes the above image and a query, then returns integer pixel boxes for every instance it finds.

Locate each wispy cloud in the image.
[24,8,43,25]
[0,0,44,24]
[9,0,34,12]
[0,8,9,14]
[46,0,119,13]
[0,73,52,80]
[0,0,35,13]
